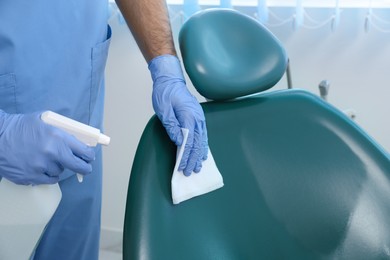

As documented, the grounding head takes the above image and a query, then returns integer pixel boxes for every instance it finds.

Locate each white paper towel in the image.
[171,128,224,204]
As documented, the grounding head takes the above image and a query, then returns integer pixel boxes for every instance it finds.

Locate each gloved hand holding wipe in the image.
[0,110,95,185]
[149,55,208,176]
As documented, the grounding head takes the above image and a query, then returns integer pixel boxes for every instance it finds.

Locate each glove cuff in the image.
[148,54,185,84]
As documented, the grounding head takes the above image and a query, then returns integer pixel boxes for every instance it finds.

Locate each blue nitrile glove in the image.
[0,110,95,185]
[149,55,208,176]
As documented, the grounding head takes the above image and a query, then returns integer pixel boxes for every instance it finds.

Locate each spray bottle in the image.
[0,111,110,260]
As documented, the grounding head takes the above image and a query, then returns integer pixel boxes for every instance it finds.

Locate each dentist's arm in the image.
[116,0,208,176]
[115,0,175,61]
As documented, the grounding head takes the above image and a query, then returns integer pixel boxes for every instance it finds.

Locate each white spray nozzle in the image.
[98,133,110,146]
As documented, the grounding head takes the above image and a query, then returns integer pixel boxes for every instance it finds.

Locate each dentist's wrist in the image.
[148,54,186,84]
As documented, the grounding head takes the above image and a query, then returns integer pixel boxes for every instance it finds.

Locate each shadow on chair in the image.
[123,9,390,260]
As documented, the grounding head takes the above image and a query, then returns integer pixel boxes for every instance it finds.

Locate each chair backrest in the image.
[123,9,390,260]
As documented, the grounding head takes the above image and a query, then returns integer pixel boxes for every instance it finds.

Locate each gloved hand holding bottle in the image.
[0,110,95,185]
[149,54,208,176]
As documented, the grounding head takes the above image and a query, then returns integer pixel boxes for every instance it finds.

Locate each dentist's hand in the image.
[149,55,208,176]
[0,111,95,185]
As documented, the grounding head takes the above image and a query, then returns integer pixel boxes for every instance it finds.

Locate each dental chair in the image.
[123,9,390,259]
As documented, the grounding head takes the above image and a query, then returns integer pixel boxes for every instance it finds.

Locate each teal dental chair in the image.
[123,9,390,259]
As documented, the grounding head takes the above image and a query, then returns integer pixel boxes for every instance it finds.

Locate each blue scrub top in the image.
[0,2,112,258]
[0,0,110,128]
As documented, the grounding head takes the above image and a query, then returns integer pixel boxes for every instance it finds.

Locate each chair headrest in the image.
[179,9,288,101]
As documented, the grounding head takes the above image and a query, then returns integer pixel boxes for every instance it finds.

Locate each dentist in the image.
[0,0,208,259]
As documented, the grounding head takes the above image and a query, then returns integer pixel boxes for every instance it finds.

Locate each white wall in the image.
[101,6,390,244]
[100,17,153,244]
